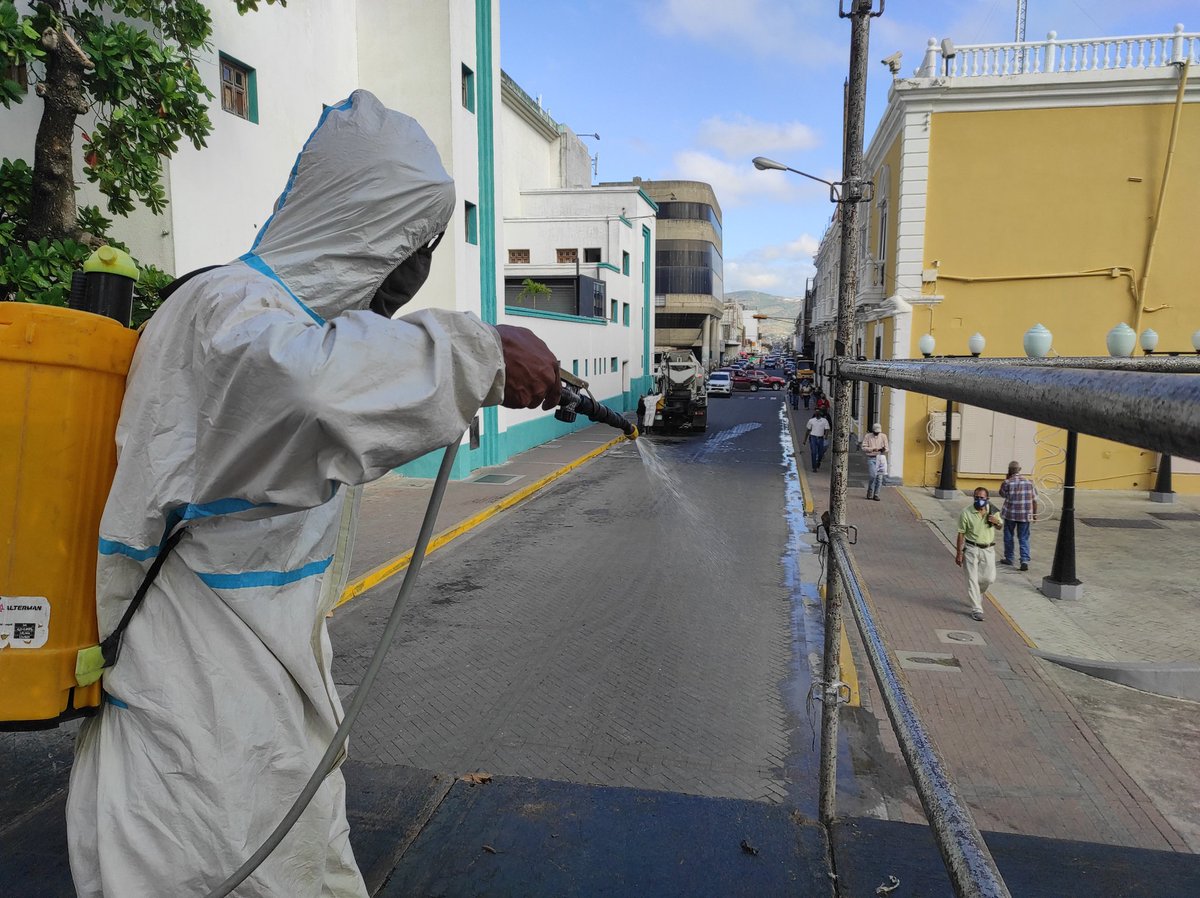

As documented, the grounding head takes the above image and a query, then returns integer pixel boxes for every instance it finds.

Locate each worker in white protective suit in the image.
[66,89,561,897]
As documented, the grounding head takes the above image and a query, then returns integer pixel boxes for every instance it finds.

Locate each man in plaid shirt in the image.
[999,460,1038,571]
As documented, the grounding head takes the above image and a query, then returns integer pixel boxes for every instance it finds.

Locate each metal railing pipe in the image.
[829,532,1012,898]
[943,356,1200,374]
[838,360,1200,461]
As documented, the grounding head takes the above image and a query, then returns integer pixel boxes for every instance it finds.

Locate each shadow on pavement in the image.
[833,815,1200,897]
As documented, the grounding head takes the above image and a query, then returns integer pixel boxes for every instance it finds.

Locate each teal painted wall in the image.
[475,0,500,467]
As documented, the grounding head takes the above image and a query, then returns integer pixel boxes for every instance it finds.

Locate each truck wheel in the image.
[751,384,759,392]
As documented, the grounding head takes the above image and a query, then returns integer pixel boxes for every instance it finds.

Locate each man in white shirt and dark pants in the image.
[805,411,831,471]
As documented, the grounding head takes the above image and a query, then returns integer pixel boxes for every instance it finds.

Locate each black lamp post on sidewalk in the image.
[1137,327,1199,503]
[1041,430,1084,600]
[919,332,986,500]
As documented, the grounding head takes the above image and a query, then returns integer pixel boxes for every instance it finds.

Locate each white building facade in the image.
[2,0,654,478]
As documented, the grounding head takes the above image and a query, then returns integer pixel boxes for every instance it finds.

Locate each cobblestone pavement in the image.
[788,404,1193,852]
[330,393,812,806]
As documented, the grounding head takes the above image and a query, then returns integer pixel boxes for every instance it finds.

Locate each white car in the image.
[706,371,732,396]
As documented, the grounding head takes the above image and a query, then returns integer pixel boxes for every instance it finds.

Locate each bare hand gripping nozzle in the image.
[554,368,638,439]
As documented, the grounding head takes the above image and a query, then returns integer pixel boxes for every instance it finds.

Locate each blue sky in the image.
[499,1,1195,297]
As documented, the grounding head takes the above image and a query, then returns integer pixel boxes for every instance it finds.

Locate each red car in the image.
[732,370,785,392]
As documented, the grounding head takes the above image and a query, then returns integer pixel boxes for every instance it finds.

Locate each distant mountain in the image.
[725,290,803,333]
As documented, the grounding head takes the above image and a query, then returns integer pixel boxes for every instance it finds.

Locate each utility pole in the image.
[819,0,882,826]
[1014,0,1028,73]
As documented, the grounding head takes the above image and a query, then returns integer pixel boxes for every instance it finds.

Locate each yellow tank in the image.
[0,302,138,728]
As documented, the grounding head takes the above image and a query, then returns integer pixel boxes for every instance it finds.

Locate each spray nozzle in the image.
[555,369,637,439]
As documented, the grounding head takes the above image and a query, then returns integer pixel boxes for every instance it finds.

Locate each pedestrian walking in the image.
[800,377,814,409]
[805,410,831,471]
[861,422,889,499]
[814,389,830,414]
[787,376,800,410]
[955,487,1003,621]
[867,452,888,501]
[998,460,1037,570]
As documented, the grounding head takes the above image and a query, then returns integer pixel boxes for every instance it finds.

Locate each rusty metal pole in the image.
[819,0,880,825]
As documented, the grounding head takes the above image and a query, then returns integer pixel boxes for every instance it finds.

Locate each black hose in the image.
[558,385,636,436]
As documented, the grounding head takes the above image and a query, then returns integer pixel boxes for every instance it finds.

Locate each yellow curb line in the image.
[789,405,856,705]
[796,454,815,516]
[784,407,815,514]
[895,489,1037,649]
[985,590,1037,649]
[336,435,626,609]
[818,582,861,708]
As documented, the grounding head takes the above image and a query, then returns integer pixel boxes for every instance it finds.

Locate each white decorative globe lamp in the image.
[918,333,936,357]
[1023,324,1052,359]
[1139,328,1159,353]
[1106,322,1136,357]
[967,332,986,356]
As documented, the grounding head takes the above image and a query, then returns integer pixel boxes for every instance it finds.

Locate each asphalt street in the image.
[329,389,821,809]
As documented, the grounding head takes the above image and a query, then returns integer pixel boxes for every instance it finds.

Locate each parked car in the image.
[706,371,732,396]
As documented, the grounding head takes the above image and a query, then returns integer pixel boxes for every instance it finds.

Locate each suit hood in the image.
[241,89,455,321]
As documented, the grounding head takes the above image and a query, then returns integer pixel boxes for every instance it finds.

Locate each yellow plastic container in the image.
[0,302,137,728]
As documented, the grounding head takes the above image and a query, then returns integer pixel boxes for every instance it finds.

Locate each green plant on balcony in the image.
[517,277,551,309]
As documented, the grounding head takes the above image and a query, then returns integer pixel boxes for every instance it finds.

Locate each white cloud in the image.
[644,0,843,67]
[696,114,820,160]
[725,233,820,293]
[672,149,827,207]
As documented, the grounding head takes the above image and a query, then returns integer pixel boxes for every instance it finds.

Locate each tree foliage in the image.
[0,0,282,323]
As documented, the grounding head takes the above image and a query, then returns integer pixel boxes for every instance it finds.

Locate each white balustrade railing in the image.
[916,24,1199,79]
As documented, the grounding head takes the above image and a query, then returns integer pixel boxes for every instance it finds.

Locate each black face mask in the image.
[370,231,443,318]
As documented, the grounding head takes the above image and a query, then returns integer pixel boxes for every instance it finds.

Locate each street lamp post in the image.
[1137,327,1200,503]
[1042,430,1083,600]
[918,333,987,500]
[749,0,883,829]
[1023,324,1085,600]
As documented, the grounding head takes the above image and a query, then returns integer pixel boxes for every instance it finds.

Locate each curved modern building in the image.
[602,178,725,366]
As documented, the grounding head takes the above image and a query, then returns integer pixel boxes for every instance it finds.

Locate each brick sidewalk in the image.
[788,405,1189,852]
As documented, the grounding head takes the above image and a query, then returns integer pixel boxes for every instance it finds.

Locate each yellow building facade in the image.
[812,28,1200,495]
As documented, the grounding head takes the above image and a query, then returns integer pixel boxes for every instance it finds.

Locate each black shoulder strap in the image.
[158,264,223,303]
[99,527,187,668]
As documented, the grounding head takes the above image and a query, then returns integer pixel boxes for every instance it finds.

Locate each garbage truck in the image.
[648,349,708,433]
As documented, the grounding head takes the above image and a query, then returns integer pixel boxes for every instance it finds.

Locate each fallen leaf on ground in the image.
[459,772,493,785]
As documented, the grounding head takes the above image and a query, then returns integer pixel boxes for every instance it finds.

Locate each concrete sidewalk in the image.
[784,401,1200,857]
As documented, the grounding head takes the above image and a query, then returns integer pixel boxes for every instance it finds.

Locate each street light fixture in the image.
[751,156,845,202]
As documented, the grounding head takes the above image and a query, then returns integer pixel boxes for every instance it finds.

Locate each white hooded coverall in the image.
[67,90,505,897]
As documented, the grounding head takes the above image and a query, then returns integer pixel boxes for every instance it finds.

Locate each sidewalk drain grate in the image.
[896,651,962,672]
[1079,518,1163,529]
[936,629,986,646]
[1149,512,1200,522]
[470,473,523,485]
